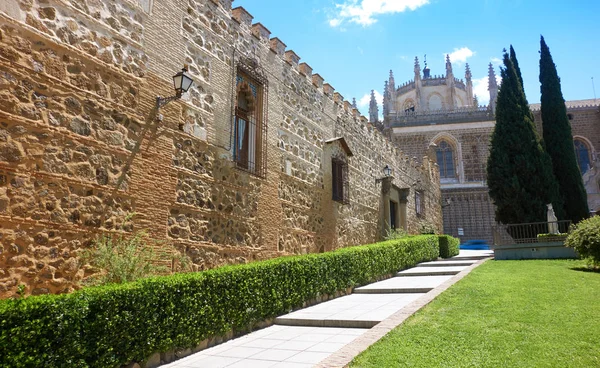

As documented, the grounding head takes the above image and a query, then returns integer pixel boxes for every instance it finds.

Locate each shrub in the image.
[384,228,409,240]
[536,233,568,242]
[438,235,460,258]
[565,216,600,267]
[0,236,439,368]
[419,221,438,235]
[81,230,169,286]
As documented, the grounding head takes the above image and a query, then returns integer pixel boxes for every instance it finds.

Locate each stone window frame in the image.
[436,140,456,180]
[232,58,269,178]
[427,92,444,111]
[574,138,592,175]
[415,190,424,217]
[332,155,349,205]
[403,99,416,113]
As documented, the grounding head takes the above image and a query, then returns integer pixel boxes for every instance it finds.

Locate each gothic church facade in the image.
[371,56,600,242]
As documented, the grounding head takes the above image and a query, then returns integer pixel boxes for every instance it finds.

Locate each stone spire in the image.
[465,63,474,107]
[387,70,396,114]
[383,80,390,118]
[446,54,455,109]
[488,62,498,113]
[369,90,379,123]
[414,56,422,110]
[445,54,453,78]
[352,97,357,109]
[414,57,421,81]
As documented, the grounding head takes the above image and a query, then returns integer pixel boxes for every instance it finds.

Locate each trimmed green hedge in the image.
[0,235,439,368]
[438,235,460,258]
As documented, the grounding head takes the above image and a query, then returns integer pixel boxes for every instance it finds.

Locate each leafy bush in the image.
[0,236,439,368]
[438,235,460,258]
[536,233,568,242]
[81,230,169,286]
[384,228,409,240]
[565,216,600,267]
[419,221,438,235]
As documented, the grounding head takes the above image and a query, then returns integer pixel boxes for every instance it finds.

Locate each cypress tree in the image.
[487,49,562,225]
[539,35,589,223]
[510,45,525,91]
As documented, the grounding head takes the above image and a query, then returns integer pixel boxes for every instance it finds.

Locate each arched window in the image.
[574,139,591,174]
[428,94,442,110]
[436,140,455,179]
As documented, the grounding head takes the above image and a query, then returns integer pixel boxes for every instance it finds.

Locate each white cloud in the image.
[328,0,429,27]
[472,75,501,106]
[445,47,475,65]
[490,57,502,67]
[358,90,384,109]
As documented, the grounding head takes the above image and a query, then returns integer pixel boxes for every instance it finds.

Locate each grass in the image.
[351,260,600,368]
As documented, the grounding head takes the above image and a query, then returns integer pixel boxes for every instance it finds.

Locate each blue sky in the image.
[234,0,600,115]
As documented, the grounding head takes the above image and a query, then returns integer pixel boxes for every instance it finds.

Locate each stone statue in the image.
[547,203,558,234]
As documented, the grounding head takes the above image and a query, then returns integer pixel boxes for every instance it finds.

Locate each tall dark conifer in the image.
[487,49,562,225]
[539,36,589,223]
[509,46,525,91]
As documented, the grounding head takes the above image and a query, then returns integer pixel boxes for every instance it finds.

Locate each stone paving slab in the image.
[275,293,424,328]
[161,325,368,368]
[396,266,467,276]
[452,249,494,260]
[354,275,453,294]
[315,257,491,368]
[417,260,476,267]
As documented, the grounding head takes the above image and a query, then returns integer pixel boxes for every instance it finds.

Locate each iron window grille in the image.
[332,156,349,204]
[232,58,268,178]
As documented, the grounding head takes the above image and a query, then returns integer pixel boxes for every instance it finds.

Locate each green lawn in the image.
[351,260,600,368]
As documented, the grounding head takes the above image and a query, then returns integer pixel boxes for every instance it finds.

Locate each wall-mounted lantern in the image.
[156,65,195,110]
[375,164,393,183]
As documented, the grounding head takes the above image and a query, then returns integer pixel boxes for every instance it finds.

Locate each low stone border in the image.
[314,257,492,368]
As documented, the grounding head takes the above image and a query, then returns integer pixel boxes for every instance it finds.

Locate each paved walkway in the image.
[161,250,493,368]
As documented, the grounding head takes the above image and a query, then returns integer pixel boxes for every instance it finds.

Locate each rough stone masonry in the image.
[0,0,442,298]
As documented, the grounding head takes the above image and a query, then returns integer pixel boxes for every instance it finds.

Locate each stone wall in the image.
[391,102,600,242]
[0,0,441,297]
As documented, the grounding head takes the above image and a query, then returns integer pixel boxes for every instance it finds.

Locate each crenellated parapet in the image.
[388,106,493,127]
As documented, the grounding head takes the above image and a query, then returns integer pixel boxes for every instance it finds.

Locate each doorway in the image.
[390,200,398,230]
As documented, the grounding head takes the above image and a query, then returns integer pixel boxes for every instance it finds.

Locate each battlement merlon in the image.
[232,6,253,27]
[343,100,352,112]
[269,37,286,56]
[299,62,312,78]
[323,83,335,96]
[251,23,271,41]
[334,92,344,104]
[285,50,300,66]
[312,73,324,89]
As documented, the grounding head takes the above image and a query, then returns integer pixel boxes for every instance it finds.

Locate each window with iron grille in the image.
[233,60,268,178]
[332,157,349,204]
[435,140,455,179]
[415,190,424,217]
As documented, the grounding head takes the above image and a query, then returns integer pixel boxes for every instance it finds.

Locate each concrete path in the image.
[161,250,492,368]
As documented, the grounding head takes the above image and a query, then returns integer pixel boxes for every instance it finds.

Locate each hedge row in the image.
[0,235,441,368]
[438,235,460,258]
